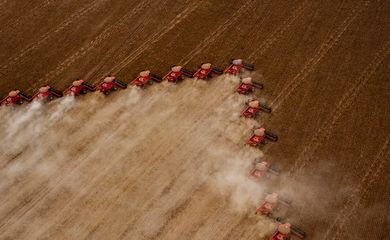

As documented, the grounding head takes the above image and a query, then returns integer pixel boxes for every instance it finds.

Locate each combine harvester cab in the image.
[270,221,306,240]
[97,75,127,95]
[131,70,163,88]
[249,159,280,181]
[193,63,224,80]
[64,79,96,96]
[246,127,278,147]
[241,99,271,118]
[225,58,254,75]
[236,77,263,95]
[164,65,194,83]
[32,85,63,101]
[0,90,32,106]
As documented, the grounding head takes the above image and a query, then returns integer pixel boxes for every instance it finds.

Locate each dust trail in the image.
[0,74,300,239]
[0,76,238,236]
[0,74,341,240]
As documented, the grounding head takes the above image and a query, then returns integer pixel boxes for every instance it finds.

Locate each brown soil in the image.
[0,1,389,239]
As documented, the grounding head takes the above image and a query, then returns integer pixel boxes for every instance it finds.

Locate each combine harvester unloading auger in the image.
[0,58,307,238]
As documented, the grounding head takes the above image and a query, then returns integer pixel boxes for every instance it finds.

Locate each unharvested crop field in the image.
[0,1,389,239]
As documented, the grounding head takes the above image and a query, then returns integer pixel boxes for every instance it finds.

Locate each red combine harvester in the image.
[236,77,264,95]
[0,90,32,106]
[249,159,280,181]
[131,70,163,88]
[255,193,306,239]
[241,99,271,118]
[64,79,96,96]
[246,127,278,147]
[225,59,254,75]
[255,193,291,216]
[164,65,194,83]
[32,86,63,101]
[193,63,224,79]
[97,75,127,95]
[270,220,306,240]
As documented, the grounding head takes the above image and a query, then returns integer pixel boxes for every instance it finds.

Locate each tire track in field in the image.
[179,0,255,65]
[0,0,107,72]
[321,136,390,240]
[38,0,152,85]
[83,0,159,80]
[86,0,199,80]
[271,1,370,111]
[0,1,53,35]
[248,0,310,60]
[289,40,390,176]
[110,1,200,75]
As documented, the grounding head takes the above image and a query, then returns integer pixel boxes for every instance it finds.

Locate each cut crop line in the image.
[0,0,106,72]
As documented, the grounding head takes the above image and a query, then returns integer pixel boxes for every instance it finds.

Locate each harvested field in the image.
[0,1,389,239]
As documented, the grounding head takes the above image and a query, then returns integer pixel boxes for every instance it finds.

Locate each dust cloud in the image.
[0,74,279,239]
